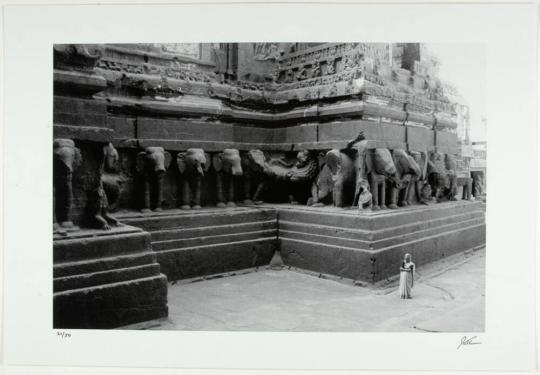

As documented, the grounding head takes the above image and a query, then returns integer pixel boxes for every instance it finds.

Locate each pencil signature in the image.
[457,335,481,349]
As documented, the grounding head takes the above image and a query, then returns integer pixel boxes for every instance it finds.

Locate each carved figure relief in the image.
[88,179,119,230]
[177,148,210,210]
[102,143,124,212]
[136,147,172,212]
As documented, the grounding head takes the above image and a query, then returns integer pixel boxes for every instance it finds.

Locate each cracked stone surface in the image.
[149,249,485,332]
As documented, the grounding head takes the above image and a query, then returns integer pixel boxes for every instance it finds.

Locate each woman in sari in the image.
[399,253,415,299]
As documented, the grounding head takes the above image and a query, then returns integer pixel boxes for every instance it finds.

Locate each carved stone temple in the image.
[52,43,486,328]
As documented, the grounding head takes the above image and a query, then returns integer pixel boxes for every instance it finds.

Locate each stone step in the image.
[54,263,161,292]
[279,211,484,243]
[153,229,278,251]
[119,208,277,231]
[54,231,151,263]
[54,252,157,278]
[280,217,483,251]
[281,223,486,283]
[276,201,483,231]
[150,220,277,242]
[156,237,277,281]
[279,229,372,250]
[54,274,168,329]
[369,210,484,240]
[371,217,485,249]
[370,223,486,282]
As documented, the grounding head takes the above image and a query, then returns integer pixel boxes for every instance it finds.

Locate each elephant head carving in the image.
[213,149,243,176]
[309,149,355,208]
[177,148,210,210]
[53,138,82,233]
[136,147,172,212]
[137,147,172,176]
[393,149,421,177]
[243,149,271,175]
[213,149,243,208]
[177,148,210,176]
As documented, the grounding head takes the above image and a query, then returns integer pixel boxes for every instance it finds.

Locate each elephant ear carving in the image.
[212,153,223,172]
[176,152,187,174]
[164,151,172,169]
[135,152,146,174]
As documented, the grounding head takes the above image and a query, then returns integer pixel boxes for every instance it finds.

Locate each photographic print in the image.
[52,42,487,332]
[3,2,538,373]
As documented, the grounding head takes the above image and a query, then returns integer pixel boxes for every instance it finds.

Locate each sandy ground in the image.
[140,249,485,332]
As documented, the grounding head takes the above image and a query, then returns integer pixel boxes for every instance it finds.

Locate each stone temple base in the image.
[53,225,168,329]
[277,201,486,283]
[118,207,278,282]
[116,201,485,285]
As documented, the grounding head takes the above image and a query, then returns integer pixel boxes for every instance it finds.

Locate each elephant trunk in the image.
[197,165,205,176]
[231,165,243,176]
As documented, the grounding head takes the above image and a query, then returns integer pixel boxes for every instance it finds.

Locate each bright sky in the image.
[426,43,487,142]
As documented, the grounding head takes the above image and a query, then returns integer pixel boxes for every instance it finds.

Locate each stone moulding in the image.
[117,201,485,284]
[53,225,168,329]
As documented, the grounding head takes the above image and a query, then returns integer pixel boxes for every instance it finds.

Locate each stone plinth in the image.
[116,202,484,285]
[53,225,168,329]
[277,201,485,283]
[117,207,278,281]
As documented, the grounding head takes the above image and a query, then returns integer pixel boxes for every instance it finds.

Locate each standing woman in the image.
[399,253,415,299]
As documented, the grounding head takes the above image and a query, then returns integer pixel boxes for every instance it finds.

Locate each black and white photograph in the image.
[52,42,487,332]
[2,2,537,374]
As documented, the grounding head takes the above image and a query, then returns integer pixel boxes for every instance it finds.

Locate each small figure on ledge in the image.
[398,253,415,299]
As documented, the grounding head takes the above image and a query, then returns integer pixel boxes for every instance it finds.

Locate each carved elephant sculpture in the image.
[53,138,81,234]
[390,149,421,208]
[408,151,430,205]
[177,148,210,210]
[213,149,243,208]
[353,146,400,211]
[136,146,172,212]
[308,149,355,208]
[427,151,458,202]
[427,151,447,202]
[241,149,288,204]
